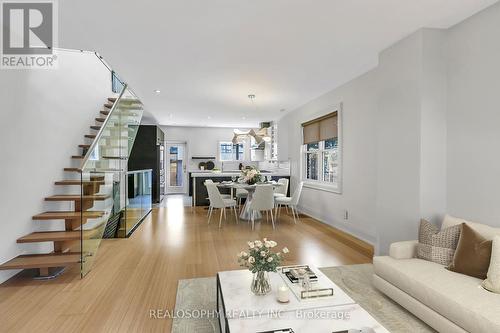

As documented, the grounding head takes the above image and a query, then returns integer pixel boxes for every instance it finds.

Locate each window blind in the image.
[302,111,337,144]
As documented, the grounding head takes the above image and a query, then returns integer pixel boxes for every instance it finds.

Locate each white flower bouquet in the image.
[239,166,263,185]
[237,238,289,295]
[237,238,289,273]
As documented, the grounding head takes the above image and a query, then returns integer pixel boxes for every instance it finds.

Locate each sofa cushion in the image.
[374,256,500,333]
[483,235,500,294]
[447,224,492,279]
[442,214,500,240]
[417,219,461,265]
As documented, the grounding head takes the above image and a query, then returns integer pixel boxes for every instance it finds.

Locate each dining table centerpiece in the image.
[237,238,289,295]
[239,166,262,185]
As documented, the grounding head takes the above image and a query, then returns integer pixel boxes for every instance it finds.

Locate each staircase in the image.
[0,88,144,279]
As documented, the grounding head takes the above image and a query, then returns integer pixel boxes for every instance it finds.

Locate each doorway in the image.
[166,142,188,194]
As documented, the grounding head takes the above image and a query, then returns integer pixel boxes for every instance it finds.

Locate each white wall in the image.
[161,126,257,171]
[278,69,379,244]
[0,50,111,283]
[420,29,448,223]
[279,2,500,254]
[446,3,500,226]
[375,31,424,253]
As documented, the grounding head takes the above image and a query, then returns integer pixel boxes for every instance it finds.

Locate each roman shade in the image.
[302,112,337,144]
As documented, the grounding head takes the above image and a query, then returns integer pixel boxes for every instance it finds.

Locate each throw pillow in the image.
[482,235,500,293]
[448,224,492,279]
[417,219,461,265]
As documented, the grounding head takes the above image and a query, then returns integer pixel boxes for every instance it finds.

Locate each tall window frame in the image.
[219,141,245,161]
[300,106,342,193]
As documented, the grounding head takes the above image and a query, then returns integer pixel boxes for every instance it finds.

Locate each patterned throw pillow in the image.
[417,219,461,265]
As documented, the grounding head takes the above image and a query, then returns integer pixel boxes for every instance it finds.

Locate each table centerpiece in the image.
[237,238,289,295]
[239,166,262,185]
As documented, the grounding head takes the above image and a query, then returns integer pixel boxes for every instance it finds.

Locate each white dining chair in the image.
[206,183,239,228]
[250,184,275,230]
[273,178,289,198]
[275,182,303,224]
[205,179,231,216]
[235,188,248,212]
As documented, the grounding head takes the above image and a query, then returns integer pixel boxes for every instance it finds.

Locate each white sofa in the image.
[373,215,500,333]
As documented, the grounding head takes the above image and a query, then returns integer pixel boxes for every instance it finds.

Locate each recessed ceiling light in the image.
[207,116,212,119]
[242,116,246,120]
[154,89,161,94]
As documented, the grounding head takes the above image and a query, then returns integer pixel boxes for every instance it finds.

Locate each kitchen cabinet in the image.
[128,125,165,203]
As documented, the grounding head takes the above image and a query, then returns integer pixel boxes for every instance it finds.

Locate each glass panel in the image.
[323,138,338,183]
[306,142,319,151]
[80,84,144,276]
[234,143,244,161]
[306,152,319,180]
[124,169,152,236]
[324,138,337,150]
[169,146,184,187]
[220,142,233,161]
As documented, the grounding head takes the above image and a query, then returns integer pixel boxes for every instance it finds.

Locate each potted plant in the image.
[237,238,289,295]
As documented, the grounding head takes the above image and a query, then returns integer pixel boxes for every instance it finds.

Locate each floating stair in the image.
[33,211,105,220]
[54,180,105,186]
[17,231,81,243]
[45,194,108,202]
[0,253,81,270]
[0,95,135,279]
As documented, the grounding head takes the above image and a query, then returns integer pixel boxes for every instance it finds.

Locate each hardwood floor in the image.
[0,196,372,333]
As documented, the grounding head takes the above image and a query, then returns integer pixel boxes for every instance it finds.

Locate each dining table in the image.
[216,181,283,221]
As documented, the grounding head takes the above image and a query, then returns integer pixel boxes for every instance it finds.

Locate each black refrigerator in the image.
[128,125,165,203]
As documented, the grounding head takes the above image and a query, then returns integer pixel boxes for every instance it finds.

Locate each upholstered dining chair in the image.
[206,183,238,228]
[273,178,289,198]
[275,182,303,224]
[249,184,275,230]
[204,179,231,216]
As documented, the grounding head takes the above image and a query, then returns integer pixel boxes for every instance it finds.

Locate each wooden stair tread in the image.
[95,117,106,123]
[104,103,114,108]
[85,134,96,139]
[71,155,84,159]
[0,253,81,270]
[79,144,90,148]
[45,195,108,201]
[102,156,126,160]
[108,97,117,102]
[54,180,105,185]
[100,110,139,117]
[90,125,101,130]
[17,231,81,243]
[33,211,105,220]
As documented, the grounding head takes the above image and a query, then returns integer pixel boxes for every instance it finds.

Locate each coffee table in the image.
[216,266,389,333]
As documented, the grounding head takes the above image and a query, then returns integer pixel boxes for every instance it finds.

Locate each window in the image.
[301,110,341,192]
[219,142,245,161]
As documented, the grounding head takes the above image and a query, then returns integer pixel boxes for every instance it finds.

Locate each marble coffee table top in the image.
[227,303,390,333]
[217,266,355,315]
[218,266,388,333]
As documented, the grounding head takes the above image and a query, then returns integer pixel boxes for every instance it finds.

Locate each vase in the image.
[251,271,271,295]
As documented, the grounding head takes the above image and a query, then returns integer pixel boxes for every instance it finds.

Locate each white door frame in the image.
[165,141,188,194]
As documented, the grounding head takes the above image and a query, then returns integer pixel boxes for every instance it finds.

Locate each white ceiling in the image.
[59,0,497,127]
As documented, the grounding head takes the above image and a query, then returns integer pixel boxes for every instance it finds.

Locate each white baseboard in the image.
[296,205,377,248]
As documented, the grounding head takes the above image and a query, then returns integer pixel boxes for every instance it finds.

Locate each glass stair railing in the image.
[79,84,144,277]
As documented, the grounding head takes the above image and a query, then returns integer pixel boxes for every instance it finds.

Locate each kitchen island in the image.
[189,170,290,206]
